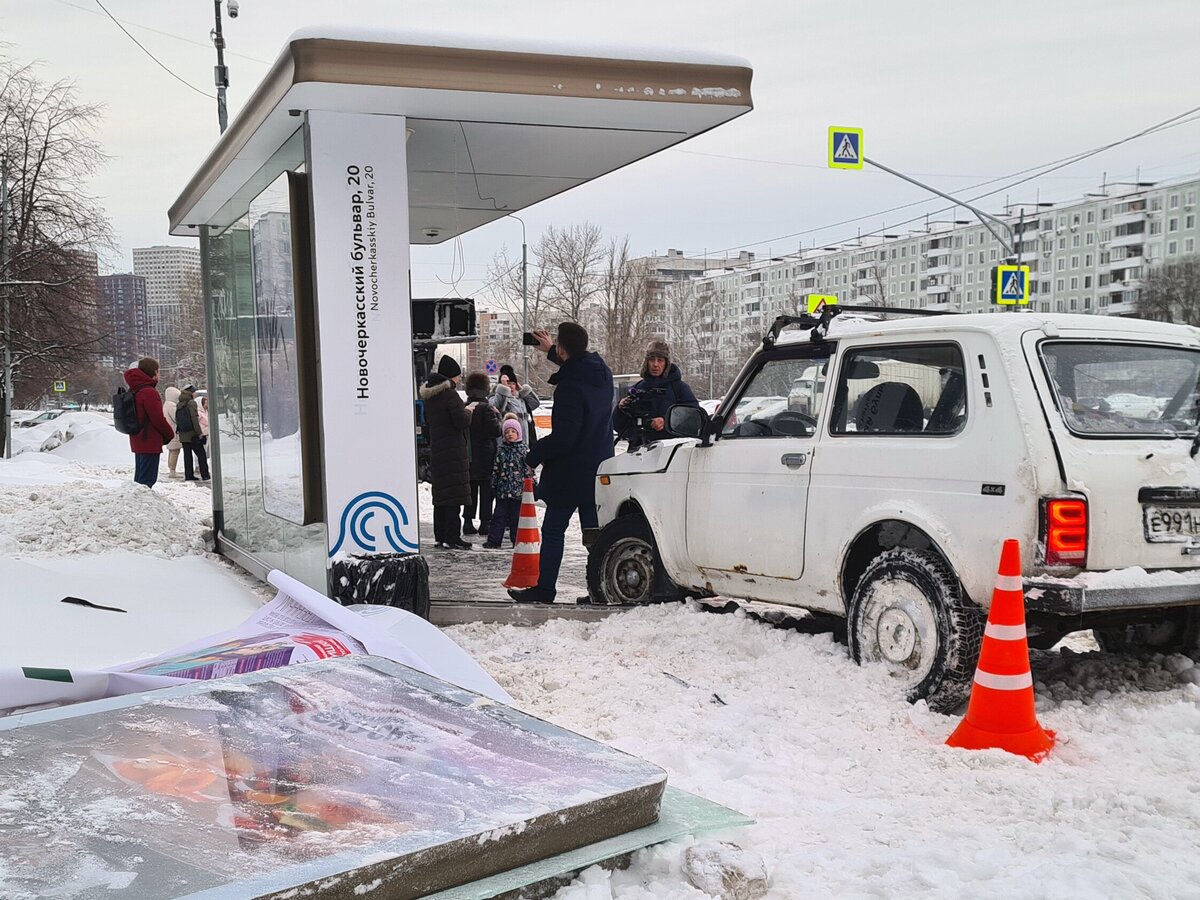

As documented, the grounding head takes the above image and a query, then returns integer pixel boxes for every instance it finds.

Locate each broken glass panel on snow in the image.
[0,656,666,899]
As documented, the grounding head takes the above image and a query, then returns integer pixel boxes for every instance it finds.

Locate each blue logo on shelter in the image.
[329,491,419,557]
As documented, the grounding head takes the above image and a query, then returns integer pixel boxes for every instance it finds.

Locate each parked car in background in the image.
[587,309,1200,711]
[15,410,65,428]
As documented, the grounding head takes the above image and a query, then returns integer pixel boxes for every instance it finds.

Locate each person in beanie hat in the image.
[175,385,210,481]
[420,354,472,549]
[613,338,699,450]
[489,363,540,447]
[463,371,501,535]
[508,323,614,603]
[485,414,531,549]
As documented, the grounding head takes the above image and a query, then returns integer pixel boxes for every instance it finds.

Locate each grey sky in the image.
[4,0,1200,301]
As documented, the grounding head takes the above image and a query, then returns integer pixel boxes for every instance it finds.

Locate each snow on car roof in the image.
[774,312,1200,346]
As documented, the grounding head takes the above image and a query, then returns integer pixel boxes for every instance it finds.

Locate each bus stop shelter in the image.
[168,27,752,606]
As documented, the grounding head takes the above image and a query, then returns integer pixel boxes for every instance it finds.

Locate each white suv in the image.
[586,310,1200,710]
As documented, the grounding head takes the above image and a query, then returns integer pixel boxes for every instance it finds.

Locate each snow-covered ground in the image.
[4,421,1200,897]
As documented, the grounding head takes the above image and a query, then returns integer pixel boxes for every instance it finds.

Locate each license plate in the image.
[1144,505,1200,542]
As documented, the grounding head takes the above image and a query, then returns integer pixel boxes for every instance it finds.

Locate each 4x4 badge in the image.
[981,484,1006,496]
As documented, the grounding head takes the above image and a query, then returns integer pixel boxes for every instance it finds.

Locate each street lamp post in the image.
[211,1,239,134]
[506,214,529,385]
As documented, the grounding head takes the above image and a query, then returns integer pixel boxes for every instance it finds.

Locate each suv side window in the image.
[831,343,967,435]
[721,354,831,439]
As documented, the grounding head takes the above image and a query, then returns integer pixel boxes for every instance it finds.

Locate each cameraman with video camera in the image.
[613,340,699,450]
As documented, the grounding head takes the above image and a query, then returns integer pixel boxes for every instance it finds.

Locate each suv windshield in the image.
[1040,341,1200,436]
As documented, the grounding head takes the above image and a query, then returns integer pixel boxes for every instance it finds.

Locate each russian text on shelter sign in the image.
[828,127,863,170]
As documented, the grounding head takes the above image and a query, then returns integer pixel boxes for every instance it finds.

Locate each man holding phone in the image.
[508,323,614,605]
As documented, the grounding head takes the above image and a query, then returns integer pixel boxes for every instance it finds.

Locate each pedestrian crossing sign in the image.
[807,294,838,314]
[828,127,863,170]
[52,380,67,393]
[995,265,1031,305]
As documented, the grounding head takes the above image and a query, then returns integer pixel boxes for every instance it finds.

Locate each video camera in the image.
[625,385,666,425]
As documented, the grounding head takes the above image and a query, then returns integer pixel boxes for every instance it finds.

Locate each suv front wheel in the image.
[587,516,679,606]
[848,549,983,713]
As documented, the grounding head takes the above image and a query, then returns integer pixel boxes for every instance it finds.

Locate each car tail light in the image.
[1044,498,1087,567]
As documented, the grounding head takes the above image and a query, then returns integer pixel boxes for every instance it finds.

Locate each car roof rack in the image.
[764,303,959,347]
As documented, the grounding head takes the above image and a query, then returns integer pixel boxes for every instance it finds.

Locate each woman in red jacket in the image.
[122,357,176,487]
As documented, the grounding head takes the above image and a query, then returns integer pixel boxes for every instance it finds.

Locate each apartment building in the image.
[132,244,202,367]
[95,273,147,369]
[679,173,1200,382]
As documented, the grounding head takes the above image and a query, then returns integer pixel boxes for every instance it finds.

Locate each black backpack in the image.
[112,386,144,435]
[176,402,194,435]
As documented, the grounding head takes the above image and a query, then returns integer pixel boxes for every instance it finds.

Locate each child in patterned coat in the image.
[484,414,531,548]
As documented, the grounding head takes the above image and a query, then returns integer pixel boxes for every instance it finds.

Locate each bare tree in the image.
[1136,256,1200,326]
[1,55,112,451]
[479,245,555,394]
[595,237,655,376]
[539,222,606,322]
[158,270,208,389]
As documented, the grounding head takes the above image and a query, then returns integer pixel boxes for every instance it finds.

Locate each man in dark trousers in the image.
[508,323,614,604]
[122,357,175,488]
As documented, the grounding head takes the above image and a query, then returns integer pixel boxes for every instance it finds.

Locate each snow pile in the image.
[48,424,136,468]
[451,605,1200,898]
[0,479,206,557]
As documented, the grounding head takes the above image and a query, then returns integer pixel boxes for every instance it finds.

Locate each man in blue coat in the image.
[509,323,614,604]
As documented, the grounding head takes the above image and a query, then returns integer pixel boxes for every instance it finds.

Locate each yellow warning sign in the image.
[807,294,838,314]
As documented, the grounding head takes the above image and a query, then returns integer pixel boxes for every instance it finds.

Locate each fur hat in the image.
[464,372,490,394]
[644,340,671,362]
[502,413,524,441]
[499,364,518,383]
[437,355,462,379]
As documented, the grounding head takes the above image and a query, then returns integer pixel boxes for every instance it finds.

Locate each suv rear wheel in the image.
[848,549,983,713]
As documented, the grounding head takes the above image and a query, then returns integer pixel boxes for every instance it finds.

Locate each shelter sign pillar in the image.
[307,110,426,608]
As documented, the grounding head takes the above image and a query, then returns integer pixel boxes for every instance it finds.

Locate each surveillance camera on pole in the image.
[211,1,240,134]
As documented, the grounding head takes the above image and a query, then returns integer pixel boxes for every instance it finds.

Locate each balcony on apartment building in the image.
[921,277,952,295]
[1110,230,1146,248]
[1104,248,1144,270]
[1110,200,1148,227]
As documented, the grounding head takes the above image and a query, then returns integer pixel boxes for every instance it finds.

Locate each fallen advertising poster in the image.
[0,569,510,717]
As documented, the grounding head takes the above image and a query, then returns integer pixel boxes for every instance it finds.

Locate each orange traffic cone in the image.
[946,539,1056,763]
[503,478,541,589]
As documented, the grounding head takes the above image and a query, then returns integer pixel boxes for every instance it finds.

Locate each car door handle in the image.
[781,453,806,468]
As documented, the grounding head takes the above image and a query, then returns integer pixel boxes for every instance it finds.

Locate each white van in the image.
[586,310,1200,710]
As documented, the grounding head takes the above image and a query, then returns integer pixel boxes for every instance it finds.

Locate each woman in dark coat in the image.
[419,355,472,549]
[175,385,210,481]
[463,371,501,536]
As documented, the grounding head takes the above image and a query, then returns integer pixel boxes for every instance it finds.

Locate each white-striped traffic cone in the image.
[946,539,1056,762]
[502,478,541,589]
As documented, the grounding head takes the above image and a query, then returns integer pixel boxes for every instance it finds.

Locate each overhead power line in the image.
[55,0,271,65]
[93,0,215,98]
[679,102,1200,261]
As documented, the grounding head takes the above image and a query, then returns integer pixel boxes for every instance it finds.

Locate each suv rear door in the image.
[1027,330,1200,570]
